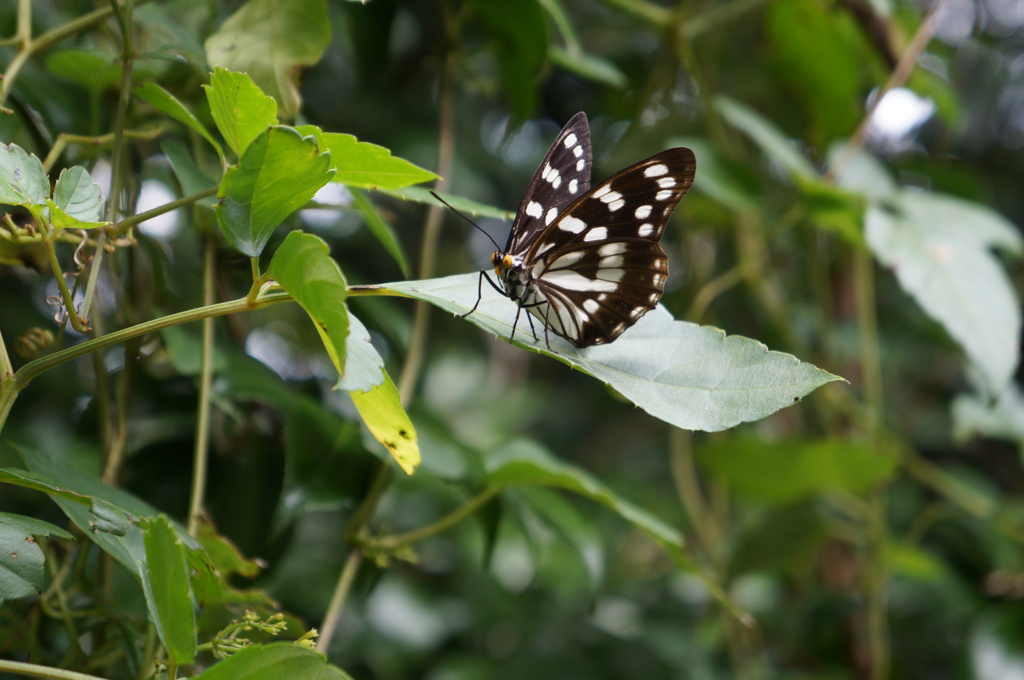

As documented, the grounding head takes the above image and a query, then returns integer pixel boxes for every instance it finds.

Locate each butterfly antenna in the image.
[430,190,503,252]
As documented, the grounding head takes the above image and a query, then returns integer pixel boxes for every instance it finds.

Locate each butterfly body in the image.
[470,113,696,348]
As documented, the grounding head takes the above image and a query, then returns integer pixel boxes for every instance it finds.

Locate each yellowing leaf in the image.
[350,372,419,474]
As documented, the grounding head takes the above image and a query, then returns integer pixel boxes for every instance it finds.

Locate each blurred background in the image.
[2,0,1024,678]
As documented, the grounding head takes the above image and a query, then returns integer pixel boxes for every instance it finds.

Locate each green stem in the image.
[115,186,219,234]
[316,549,363,654]
[854,246,889,680]
[188,237,217,536]
[0,659,107,680]
[370,485,502,551]
[14,293,290,389]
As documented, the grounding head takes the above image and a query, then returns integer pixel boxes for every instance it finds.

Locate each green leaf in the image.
[349,371,419,474]
[204,67,278,157]
[716,96,819,181]
[379,186,514,221]
[0,143,48,207]
[45,50,122,91]
[321,133,437,190]
[11,447,202,579]
[349,187,410,277]
[194,642,354,680]
[695,437,899,504]
[0,512,72,605]
[48,166,106,231]
[135,81,223,157]
[216,126,334,257]
[548,45,627,88]
[865,194,1022,395]
[336,312,385,393]
[670,136,758,211]
[141,515,197,665]
[516,486,604,586]
[376,274,844,432]
[268,231,350,379]
[466,0,547,119]
[487,440,685,565]
[204,0,331,119]
[162,139,219,207]
[766,0,864,144]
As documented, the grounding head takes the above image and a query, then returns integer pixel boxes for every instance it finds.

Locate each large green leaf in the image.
[268,231,350,380]
[487,440,685,565]
[0,143,48,207]
[0,513,72,605]
[141,516,197,665]
[136,81,223,157]
[372,274,843,432]
[216,126,334,257]
[204,67,279,157]
[194,643,354,680]
[695,437,899,505]
[321,133,437,190]
[865,196,1022,396]
[204,0,331,119]
[716,96,819,181]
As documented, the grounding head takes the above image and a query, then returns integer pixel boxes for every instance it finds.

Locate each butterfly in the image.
[464,112,696,349]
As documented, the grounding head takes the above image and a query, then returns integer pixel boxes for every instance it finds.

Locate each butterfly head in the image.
[491,251,516,278]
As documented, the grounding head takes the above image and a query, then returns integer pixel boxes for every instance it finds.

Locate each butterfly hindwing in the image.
[507,112,593,256]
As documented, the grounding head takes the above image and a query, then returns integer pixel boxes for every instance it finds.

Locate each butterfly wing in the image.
[506,112,593,256]
[526,147,697,347]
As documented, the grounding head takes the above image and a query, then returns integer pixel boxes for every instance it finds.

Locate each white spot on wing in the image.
[592,184,612,199]
[608,199,624,211]
[635,205,652,219]
[551,175,562,189]
[564,133,578,148]
[598,242,627,256]
[599,190,622,204]
[545,207,559,225]
[600,255,624,268]
[547,251,585,270]
[657,177,676,188]
[543,270,618,292]
[583,298,600,313]
[526,201,543,218]
[644,164,668,177]
[573,145,583,158]
[569,179,579,193]
[584,226,608,242]
[637,223,654,238]
[559,216,587,233]
[542,163,552,180]
[576,159,586,171]
[656,189,673,201]
[596,268,625,283]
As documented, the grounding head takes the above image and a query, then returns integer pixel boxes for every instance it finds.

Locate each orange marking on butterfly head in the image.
[492,252,513,276]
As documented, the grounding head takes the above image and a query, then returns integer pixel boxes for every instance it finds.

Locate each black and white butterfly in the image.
[465,112,696,348]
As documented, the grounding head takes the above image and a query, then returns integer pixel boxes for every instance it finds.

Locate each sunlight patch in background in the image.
[136,180,181,239]
[866,87,936,153]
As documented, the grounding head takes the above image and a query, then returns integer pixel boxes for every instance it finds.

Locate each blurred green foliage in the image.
[2,1,1024,679]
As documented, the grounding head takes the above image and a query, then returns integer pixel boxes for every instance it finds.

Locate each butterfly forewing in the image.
[507,112,593,255]
[526,147,696,347]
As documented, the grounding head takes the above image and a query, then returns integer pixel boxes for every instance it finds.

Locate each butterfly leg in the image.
[461,269,506,319]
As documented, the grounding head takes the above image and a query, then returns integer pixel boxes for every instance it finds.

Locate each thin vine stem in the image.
[188,236,218,536]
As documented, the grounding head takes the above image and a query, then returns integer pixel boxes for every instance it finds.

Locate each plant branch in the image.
[316,549,363,654]
[188,236,218,536]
